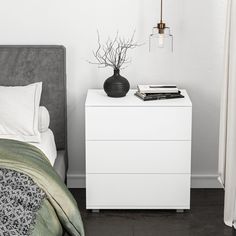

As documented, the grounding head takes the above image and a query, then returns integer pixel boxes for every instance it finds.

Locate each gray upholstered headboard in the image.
[0,46,67,151]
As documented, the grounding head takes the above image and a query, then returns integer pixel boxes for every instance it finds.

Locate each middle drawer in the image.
[86,141,191,174]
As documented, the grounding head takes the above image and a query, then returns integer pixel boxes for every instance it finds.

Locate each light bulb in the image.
[158,34,164,48]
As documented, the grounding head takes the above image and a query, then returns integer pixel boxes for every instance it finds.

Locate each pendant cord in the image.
[160,0,163,23]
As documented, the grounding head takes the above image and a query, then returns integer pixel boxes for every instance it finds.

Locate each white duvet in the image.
[30,129,57,166]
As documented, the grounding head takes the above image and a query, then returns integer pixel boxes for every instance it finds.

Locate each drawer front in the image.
[86,141,191,173]
[86,107,192,140]
[86,174,190,209]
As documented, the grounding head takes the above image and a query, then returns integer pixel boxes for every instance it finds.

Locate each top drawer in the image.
[86,107,192,141]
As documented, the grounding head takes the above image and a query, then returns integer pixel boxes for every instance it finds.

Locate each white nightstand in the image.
[85,89,192,211]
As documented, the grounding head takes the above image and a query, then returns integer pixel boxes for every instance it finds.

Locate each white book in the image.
[137,85,179,94]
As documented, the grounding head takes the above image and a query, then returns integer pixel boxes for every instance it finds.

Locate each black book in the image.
[145,90,182,96]
[135,91,184,101]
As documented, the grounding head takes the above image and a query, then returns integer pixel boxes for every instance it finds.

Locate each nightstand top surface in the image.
[86,89,192,107]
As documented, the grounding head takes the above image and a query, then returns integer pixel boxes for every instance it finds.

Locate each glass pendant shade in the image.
[149,0,173,53]
[149,26,173,52]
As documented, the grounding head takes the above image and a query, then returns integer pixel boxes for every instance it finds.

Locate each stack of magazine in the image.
[135,85,184,101]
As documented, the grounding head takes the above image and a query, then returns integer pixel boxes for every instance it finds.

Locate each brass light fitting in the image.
[157,22,166,34]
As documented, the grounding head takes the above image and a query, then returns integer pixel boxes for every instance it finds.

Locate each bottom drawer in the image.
[86,174,190,209]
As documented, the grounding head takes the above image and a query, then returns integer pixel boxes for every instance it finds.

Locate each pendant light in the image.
[149,0,173,52]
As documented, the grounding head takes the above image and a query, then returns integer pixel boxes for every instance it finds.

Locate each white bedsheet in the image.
[30,129,57,166]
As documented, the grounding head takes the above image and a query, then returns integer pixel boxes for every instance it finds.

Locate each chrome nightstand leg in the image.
[176,209,184,213]
[92,209,100,213]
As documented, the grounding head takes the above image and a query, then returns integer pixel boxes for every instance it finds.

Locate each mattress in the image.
[31,129,57,166]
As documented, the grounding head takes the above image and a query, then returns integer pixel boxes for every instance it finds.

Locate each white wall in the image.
[0,0,227,188]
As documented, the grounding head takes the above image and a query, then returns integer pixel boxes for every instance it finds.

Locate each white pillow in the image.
[0,82,42,142]
[38,106,50,132]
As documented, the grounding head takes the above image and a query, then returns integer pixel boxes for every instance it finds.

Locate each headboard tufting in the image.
[0,46,67,150]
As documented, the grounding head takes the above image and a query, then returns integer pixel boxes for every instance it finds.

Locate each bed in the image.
[0,45,67,181]
[0,46,84,236]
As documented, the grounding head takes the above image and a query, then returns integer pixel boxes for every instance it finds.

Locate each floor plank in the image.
[69,189,235,236]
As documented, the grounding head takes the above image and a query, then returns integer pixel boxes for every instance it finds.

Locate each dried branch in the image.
[88,31,142,70]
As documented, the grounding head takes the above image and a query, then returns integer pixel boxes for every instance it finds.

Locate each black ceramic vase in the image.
[103,69,130,97]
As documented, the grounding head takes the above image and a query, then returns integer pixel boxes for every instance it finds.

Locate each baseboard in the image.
[67,173,86,188]
[191,174,222,188]
[67,173,222,189]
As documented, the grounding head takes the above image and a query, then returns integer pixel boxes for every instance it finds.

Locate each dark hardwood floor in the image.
[69,189,236,236]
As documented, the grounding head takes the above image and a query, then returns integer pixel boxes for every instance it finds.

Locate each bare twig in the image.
[88,31,142,70]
